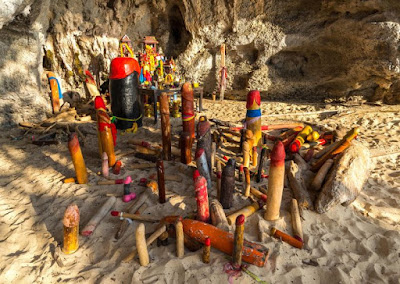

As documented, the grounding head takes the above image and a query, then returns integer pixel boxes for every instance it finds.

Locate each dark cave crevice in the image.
[166,5,191,58]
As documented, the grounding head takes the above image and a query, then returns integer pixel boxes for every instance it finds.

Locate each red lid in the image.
[271,141,286,163]
[246,90,261,109]
[290,140,300,153]
[239,165,244,172]
[94,96,106,110]
[205,237,211,246]
[109,57,140,80]
[236,214,245,225]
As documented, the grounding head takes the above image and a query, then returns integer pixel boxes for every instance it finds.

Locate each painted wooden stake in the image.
[175,220,184,258]
[81,196,116,236]
[62,204,80,254]
[197,116,212,175]
[160,92,171,160]
[271,227,303,249]
[194,171,210,223]
[195,148,212,191]
[290,199,303,241]
[157,159,166,203]
[232,215,245,269]
[290,125,313,153]
[68,133,88,184]
[136,223,149,266]
[265,141,286,221]
[181,82,195,139]
[203,237,211,263]
[245,90,262,146]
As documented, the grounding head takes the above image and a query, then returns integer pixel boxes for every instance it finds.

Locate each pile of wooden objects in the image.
[60,83,371,279]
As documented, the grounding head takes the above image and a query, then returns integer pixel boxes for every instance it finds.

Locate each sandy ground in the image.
[0,99,399,284]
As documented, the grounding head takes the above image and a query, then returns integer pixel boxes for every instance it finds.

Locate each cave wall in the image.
[0,0,400,125]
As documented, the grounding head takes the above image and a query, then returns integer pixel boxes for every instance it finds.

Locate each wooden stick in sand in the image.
[311,159,334,191]
[128,163,156,170]
[115,191,151,239]
[211,142,216,170]
[175,220,184,258]
[265,141,286,221]
[232,215,245,269]
[160,92,171,160]
[250,187,267,200]
[243,140,250,168]
[311,127,359,172]
[290,199,303,242]
[157,159,166,203]
[123,225,167,262]
[252,146,258,168]
[203,237,211,263]
[244,167,251,197]
[81,196,116,236]
[136,223,149,266]
[97,178,124,185]
[68,133,88,184]
[227,196,267,226]
[130,145,160,156]
[111,211,159,222]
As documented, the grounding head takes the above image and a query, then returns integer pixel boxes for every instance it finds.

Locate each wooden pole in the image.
[290,199,303,241]
[175,220,184,258]
[180,132,192,164]
[160,92,171,160]
[157,159,166,203]
[311,159,334,191]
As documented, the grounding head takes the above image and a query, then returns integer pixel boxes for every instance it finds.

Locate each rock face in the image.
[1,0,400,125]
[315,141,371,214]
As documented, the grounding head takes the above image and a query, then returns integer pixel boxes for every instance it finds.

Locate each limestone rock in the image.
[315,141,371,214]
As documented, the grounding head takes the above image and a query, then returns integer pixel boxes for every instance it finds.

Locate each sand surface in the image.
[0,100,399,283]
